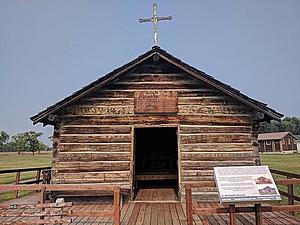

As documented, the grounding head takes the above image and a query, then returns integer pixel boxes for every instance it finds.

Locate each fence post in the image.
[287,176,295,215]
[185,184,193,225]
[14,171,21,198]
[113,187,121,225]
[40,186,46,223]
[36,169,41,184]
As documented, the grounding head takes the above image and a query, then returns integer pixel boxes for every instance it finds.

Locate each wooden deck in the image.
[134,188,178,202]
[1,189,300,225]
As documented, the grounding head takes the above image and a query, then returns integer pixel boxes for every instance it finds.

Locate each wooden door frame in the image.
[130,124,180,199]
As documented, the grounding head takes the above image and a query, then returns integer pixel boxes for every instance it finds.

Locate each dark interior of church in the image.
[134,127,178,189]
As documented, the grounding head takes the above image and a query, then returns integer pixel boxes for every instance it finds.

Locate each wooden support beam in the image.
[255,204,263,225]
[229,205,237,225]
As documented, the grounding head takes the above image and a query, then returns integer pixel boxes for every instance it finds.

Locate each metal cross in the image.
[139,3,172,46]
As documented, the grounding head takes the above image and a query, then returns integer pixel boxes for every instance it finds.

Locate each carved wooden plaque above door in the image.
[134,91,178,114]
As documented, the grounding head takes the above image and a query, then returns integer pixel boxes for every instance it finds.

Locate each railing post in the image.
[14,171,21,198]
[229,205,237,225]
[36,169,41,184]
[40,186,46,223]
[287,176,295,215]
[185,184,193,225]
[113,187,121,225]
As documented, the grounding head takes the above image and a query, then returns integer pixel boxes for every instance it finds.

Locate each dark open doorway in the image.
[134,127,178,191]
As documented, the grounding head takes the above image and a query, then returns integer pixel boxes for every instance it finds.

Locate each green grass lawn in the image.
[260,153,300,174]
[261,153,300,217]
[0,152,52,202]
[0,152,52,184]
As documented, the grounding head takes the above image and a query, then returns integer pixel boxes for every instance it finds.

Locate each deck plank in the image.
[169,203,181,225]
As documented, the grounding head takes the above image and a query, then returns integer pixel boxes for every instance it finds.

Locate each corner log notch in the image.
[31,47,283,201]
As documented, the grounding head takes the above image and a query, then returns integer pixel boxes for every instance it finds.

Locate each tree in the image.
[24,131,43,155]
[0,131,9,150]
[37,141,48,153]
[259,117,300,135]
[12,133,28,155]
[12,131,44,155]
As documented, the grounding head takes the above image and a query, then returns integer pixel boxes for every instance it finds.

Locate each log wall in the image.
[53,63,259,200]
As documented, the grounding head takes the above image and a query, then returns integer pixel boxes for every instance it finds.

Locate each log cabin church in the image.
[31,46,283,201]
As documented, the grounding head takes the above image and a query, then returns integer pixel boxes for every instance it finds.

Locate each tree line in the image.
[0,131,49,155]
[259,117,300,135]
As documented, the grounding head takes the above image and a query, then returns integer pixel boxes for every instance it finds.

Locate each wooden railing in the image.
[185,179,300,225]
[0,184,121,225]
[270,168,300,210]
[0,167,51,198]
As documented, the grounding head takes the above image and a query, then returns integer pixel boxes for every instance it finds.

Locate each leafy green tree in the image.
[259,117,300,135]
[12,131,44,155]
[37,141,48,153]
[12,133,28,155]
[0,131,9,150]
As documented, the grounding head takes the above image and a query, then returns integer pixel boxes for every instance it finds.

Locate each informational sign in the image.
[214,166,281,203]
[134,91,178,114]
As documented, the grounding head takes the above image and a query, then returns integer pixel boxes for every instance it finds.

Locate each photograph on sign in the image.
[214,166,281,203]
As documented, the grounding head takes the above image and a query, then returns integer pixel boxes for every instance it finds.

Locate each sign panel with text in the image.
[214,166,281,203]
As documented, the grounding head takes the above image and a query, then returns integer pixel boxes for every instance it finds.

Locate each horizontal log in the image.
[52,179,129,184]
[55,161,130,173]
[91,91,134,98]
[59,143,131,152]
[178,96,237,105]
[182,175,214,182]
[115,81,196,85]
[181,152,256,161]
[62,115,251,126]
[180,134,252,144]
[177,89,220,97]
[0,184,121,191]
[61,125,131,134]
[52,171,130,183]
[180,125,252,134]
[180,143,255,152]
[181,161,255,170]
[58,152,131,162]
[105,83,201,90]
[63,106,134,115]
[179,105,249,115]
[181,170,214,177]
[77,98,134,106]
[60,134,131,143]
[118,73,188,82]
[93,87,218,98]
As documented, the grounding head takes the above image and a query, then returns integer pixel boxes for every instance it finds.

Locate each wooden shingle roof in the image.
[31,46,283,125]
[258,132,296,141]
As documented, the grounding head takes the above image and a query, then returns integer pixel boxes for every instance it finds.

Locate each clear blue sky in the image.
[1,0,299,145]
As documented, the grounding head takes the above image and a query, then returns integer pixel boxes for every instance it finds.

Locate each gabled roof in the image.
[258,132,296,141]
[31,46,283,125]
